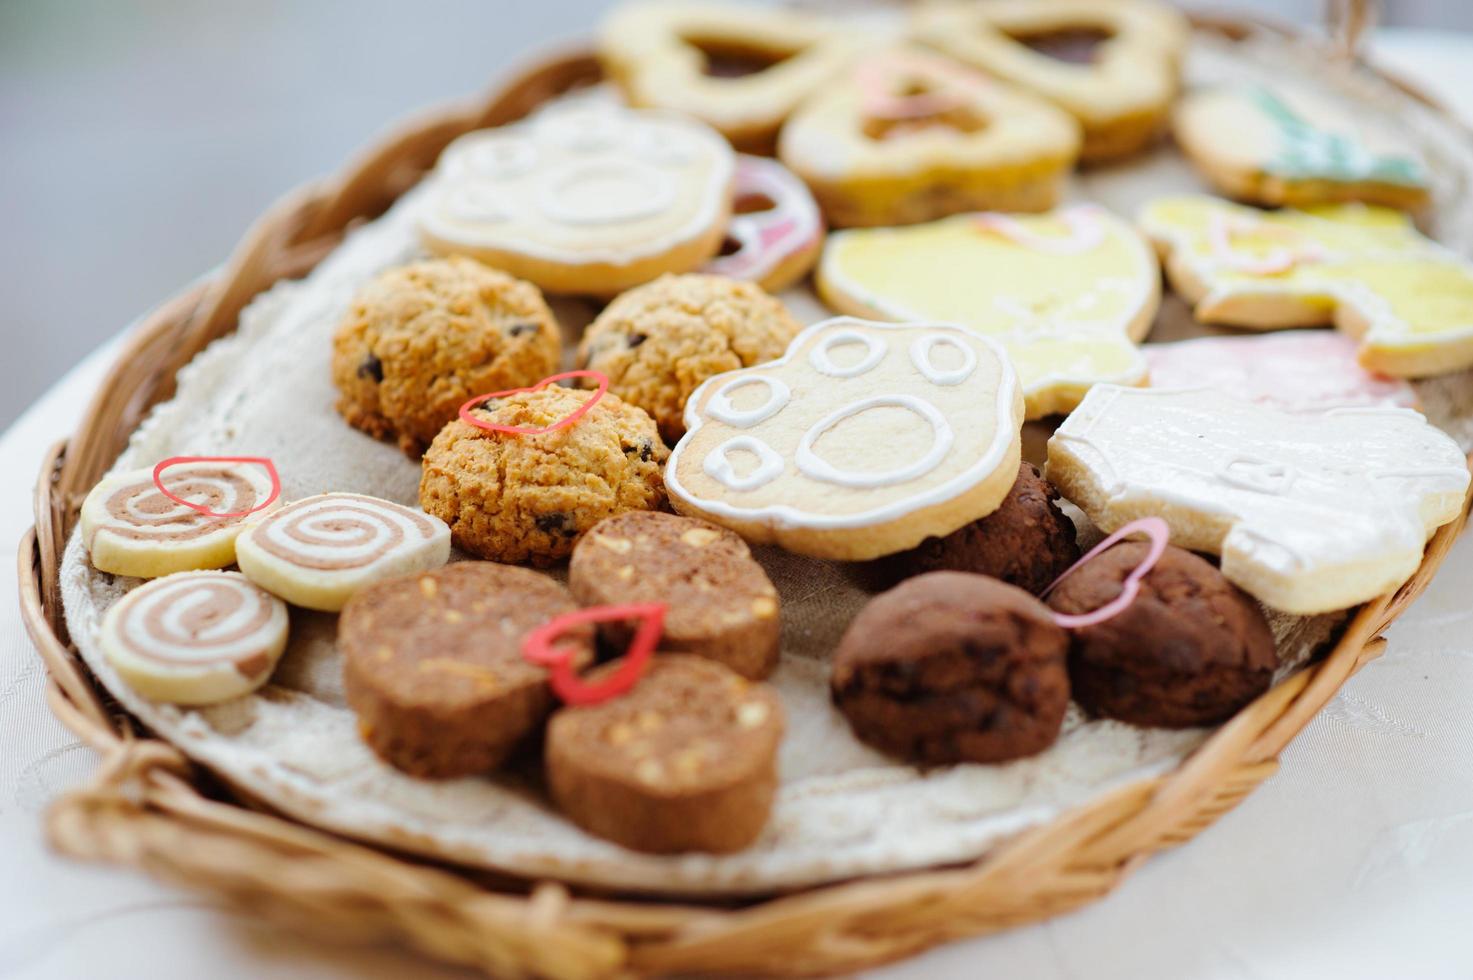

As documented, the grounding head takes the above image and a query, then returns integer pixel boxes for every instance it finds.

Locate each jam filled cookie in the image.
[914,0,1188,162]
[332,257,561,456]
[599,1,865,154]
[1046,541,1278,728]
[81,459,281,579]
[777,47,1080,227]
[667,316,1025,561]
[419,383,668,566]
[700,155,825,293]
[546,654,785,854]
[575,274,803,443]
[235,493,451,612]
[1173,85,1429,211]
[570,511,781,679]
[831,572,1069,764]
[341,563,592,778]
[418,102,734,297]
[100,571,289,706]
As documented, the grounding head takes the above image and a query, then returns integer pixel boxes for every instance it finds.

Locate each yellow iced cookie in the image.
[817,204,1158,417]
[1140,194,1473,377]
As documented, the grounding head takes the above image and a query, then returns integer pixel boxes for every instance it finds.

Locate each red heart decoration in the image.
[1042,517,1170,630]
[458,370,610,437]
[151,456,282,519]
[522,602,668,706]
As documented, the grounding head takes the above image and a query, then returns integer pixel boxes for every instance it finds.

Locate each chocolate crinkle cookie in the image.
[888,462,1080,595]
[831,572,1070,765]
[1046,541,1279,728]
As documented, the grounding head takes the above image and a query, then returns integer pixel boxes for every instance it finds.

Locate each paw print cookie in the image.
[914,0,1188,161]
[667,316,1025,561]
[1140,195,1473,377]
[1046,385,1470,614]
[418,102,735,297]
[701,155,825,293]
[777,47,1080,228]
[818,204,1158,418]
[600,1,865,153]
[1174,85,1429,211]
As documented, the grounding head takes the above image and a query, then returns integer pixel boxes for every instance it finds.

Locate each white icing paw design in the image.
[667,316,1025,560]
[1046,386,1470,615]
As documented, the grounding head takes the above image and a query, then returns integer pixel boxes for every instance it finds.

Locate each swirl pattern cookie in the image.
[81,460,281,579]
[666,316,1024,560]
[100,571,289,705]
[235,493,451,611]
[701,156,824,292]
[1140,195,1473,377]
[418,102,734,297]
[1046,385,1470,614]
[777,47,1080,228]
[818,204,1158,417]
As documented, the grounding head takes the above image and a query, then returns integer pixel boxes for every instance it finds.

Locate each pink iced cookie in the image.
[1145,330,1417,413]
[702,155,823,293]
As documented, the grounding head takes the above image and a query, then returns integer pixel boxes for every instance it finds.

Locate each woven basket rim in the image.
[17,13,1473,979]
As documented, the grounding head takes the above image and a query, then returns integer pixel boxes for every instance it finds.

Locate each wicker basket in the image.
[18,12,1473,979]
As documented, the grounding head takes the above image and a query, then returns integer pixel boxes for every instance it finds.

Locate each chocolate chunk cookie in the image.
[1046,542,1278,728]
[546,654,784,853]
[889,462,1080,595]
[419,385,668,565]
[332,257,561,456]
[831,572,1070,764]
[569,512,781,679]
[340,562,592,778]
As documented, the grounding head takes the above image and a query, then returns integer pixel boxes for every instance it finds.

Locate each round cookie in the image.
[1045,541,1279,728]
[831,572,1069,764]
[570,512,781,679]
[701,155,825,293]
[576,274,803,443]
[341,563,592,778]
[332,257,561,456]
[546,654,785,854]
[889,462,1080,594]
[100,571,289,705]
[419,385,668,565]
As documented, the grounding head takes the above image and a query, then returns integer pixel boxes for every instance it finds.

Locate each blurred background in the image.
[2,0,1470,430]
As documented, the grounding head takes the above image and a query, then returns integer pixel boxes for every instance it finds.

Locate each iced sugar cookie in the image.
[701,156,825,292]
[100,571,289,705]
[777,47,1080,228]
[1145,331,1418,414]
[666,316,1025,561]
[1174,85,1429,211]
[1046,385,1470,614]
[235,493,450,612]
[1140,194,1473,377]
[914,0,1188,161]
[600,1,865,153]
[818,204,1158,417]
[81,459,281,579]
[418,102,734,298]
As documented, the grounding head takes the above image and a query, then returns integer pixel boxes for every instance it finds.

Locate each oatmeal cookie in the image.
[332,257,561,455]
[576,274,802,442]
[419,385,668,565]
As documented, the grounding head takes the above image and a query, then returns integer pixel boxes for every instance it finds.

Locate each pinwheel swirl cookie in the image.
[1140,195,1473,377]
[236,492,450,611]
[1046,386,1470,615]
[418,102,734,297]
[666,317,1025,560]
[818,204,1158,418]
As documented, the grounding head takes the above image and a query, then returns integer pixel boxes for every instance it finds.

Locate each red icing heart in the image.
[522,602,668,706]
[151,456,282,519]
[457,370,610,437]
[1042,517,1170,630]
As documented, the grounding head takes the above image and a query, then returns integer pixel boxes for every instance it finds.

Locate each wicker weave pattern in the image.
[18,16,1473,978]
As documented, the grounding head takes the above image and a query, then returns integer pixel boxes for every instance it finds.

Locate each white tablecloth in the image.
[5,30,1473,980]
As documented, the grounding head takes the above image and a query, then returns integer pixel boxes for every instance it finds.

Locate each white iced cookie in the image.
[418,102,735,298]
[701,155,825,293]
[100,571,289,705]
[235,493,451,612]
[666,316,1025,560]
[80,460,281,579]
[1046,386,1470,615]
